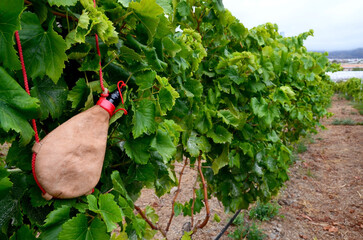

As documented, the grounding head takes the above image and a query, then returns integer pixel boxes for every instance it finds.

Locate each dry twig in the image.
[165,158,188,232]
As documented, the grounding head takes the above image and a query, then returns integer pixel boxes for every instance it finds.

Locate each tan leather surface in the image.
[32,105,109,199]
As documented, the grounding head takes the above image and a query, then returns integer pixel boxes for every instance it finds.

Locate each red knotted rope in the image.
[15,31,46,194]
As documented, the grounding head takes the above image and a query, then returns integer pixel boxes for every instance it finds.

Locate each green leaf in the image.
[59,214,109,240]
[183,78,203,99]
[67,78,90,109]
[87,194,123,232]
[0,168,12,198]
[251,97,267,118]
[239,142,254,158]
[132,100,157,138]
[229,22,247,41]
[111,171,131,199]
[156,0,173,15]
[124,136,151,164]
[40,205,71,240]
[157,76,179,115]
[43,205,71,228]
[47,0,78,6]
[207,126,233,144]
[133,163,156,181]
[19,12,68,83]
[0,0,22,70]
[162,36,181,57]
[174,202,183,217]
[31,77,68,120]
[150,129,176,162]
[0,67,40,144]
[177,1,190,17]
[217,110,240,128]
[135,70,156,90]
[118,0,131,7]
[228,150,240,168]
[118,46,143,62]
[79,53,101,71]
[12,225,36,240]
[186,131,211,157]
[212,144,229,174]
[79,0,118,45]
[129,0,164,18]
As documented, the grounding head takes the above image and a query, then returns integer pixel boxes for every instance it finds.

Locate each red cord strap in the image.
[15,31,46,194]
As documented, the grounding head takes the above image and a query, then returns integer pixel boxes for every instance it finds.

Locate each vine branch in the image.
[165,158,188,232]
[193,152,210,232]
[134,205,167,238]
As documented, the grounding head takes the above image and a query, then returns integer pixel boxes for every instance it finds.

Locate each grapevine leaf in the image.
[212,144,229,174]
[79,0,118,45]
[156,0,173,15]
[12,225,36,240]
[124,136,151,164]
[134,70,156,90]
[176,1,190,17]
[0,67,39,144]
[133,163,156,181]
[217,110,240,127]
[150,129,176,163]
[87,194,123,232]
[228,150,240,168]
[183,78,203,99]
[118,46,143,62]
[157,77,179,115]
[67,78,90,109]
[6,142,32,171]
[129,0,164,18]
[186,131,211,157]
[118,0,132,7]
[0,195,19,230]
[206,125,233,144]
[0,168,12,198]
[31,77,68,120]
[251,97,267,118]
[47,0,78,6]
[29,187,49,208]
[132,100,156,138]
[162,36,181,57]
[43,205,71,228]
[195,110,213,134]
[19,12,68,83]
[229,22,247,40]
[0,0,22,70]
[40,205,71,240]
[239,142,254,158]
[87,195,98,211]
[58,214,109,240]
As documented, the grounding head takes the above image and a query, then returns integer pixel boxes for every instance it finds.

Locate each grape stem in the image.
[134,205,167,238]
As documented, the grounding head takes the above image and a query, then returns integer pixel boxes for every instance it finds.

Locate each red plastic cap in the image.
[97,97,116,117]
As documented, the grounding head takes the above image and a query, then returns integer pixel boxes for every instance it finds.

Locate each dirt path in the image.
[137,96,363,240]
[261,96,363,240]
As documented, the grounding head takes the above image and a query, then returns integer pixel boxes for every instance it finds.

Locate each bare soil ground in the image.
[137,96,363,240]
[260,96,363,240]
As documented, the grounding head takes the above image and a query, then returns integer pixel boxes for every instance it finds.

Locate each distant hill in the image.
[326,48,363,59]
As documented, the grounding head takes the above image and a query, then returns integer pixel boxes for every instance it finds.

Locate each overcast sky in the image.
[223,0,363,51]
